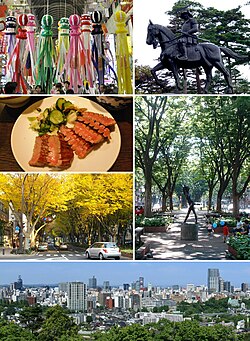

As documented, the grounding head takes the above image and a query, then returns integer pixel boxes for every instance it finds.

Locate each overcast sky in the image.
[1,262,250,287]
[134,0,250,69]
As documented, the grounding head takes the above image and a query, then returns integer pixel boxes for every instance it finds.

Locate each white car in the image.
[86,242,121,260]
[59,243,68,250]
[194,202,203,210]
[37,242,48,251]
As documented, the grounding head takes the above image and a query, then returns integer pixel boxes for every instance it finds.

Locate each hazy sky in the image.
[1,262,250,287]
[134,0,250,70]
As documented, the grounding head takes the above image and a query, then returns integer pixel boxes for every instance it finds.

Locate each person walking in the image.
[223,222,229,243]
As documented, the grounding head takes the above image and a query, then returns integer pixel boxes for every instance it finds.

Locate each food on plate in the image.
[28,98,116,169]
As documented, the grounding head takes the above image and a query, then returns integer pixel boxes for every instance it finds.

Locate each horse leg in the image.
[203,65,213,94]
[151,62,167,88]
[169,60,181,90]
[214,61,233,93]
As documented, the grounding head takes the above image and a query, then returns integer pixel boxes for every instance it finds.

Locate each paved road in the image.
[0,246,132,261]
[140,209,228,260]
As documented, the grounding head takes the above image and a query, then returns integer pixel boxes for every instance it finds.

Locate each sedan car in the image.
[59,243,68,250]
[86,242,121,260]
[37,242,48,251]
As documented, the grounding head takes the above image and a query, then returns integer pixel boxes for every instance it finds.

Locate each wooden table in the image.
[0,96,133,172]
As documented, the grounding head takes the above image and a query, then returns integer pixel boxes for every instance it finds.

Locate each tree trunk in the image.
[144,174,152,217]
[208,186,213,211]
[162,192,167,211]
[169,193,174,211]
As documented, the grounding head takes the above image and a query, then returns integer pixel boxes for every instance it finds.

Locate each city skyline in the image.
[1,262,250,287]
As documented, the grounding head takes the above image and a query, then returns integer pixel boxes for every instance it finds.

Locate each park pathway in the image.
[140,209,228,260]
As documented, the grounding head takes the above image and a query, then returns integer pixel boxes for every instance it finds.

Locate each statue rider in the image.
[177,10,199,60]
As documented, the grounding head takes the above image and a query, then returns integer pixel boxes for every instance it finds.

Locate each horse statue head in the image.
[146,20,176,50]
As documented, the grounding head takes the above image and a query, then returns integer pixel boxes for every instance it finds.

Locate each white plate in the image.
[11,96,121,172]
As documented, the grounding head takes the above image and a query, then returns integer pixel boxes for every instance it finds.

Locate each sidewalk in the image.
[0,247,17,258]
[140,209,228,260]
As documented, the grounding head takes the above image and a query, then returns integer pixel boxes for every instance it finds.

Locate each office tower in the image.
[103,281,110,290]
[67,282,87,312]
[208,269,220,294]
[14,275,23,290]
[59,282,68,293]
[241,283,249,292]
[224,281,231,293]
[139,277,144,289]
[88,276,97,289]
[123,283,130,291]
[219,277,224,293]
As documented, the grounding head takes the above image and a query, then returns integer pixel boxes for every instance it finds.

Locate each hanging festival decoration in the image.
[91,10,105,91]
[5,15,17,80]
[114,10,132,94]
[7,14,28,93]
[55,17,70,82]
[35,14,56,93]
[64,14,84,93]
[25,13,36,83]
[80,14,95,92]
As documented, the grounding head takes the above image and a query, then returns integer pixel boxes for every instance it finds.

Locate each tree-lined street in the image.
[0,173,133,256]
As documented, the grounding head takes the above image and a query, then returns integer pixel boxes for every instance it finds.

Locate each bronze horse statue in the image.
[146,20,248,93]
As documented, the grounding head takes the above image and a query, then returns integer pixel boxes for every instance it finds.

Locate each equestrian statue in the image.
[146,9,248,93]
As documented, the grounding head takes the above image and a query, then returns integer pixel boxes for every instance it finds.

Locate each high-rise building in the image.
[88,276,97,289]
[14,275,23,291]
[103,281,110,290]
[241,283,249,292]
[224,281,231,293]
[67,282,87,312]
[123,283,130,291]
[208,269,220,294]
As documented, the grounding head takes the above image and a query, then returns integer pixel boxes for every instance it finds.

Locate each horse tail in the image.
[220,47,248,61]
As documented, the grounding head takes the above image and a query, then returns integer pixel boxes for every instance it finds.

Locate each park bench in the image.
[135,242,153,259]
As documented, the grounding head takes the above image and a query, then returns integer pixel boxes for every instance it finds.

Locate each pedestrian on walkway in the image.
[223,222,229,243]
[2,247,5,255]
[12,241,17,254]
[207,221,213,236]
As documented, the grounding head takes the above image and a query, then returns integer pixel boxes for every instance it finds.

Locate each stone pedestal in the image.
[181,223,198,241]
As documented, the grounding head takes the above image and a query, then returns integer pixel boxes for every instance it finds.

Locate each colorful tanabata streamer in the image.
[81,14,95,92]
[55,17,70,83]
[7,14,28,93]
[36,14,55,93]
[91,10,105,91]
[5,15,16,81]
[25,13,36,84]
[114,10,132,94]
[64,14,84,93]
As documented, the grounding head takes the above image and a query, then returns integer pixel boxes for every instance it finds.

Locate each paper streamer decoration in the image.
[36,14,56,93]
[64,14,84,93]
[5,16,17,81]
[7,14,28,93]
[114,10,132,94]
[91,10,105,90]
[81,14,95,91]
[25,14,36,83]
[55,17,70,82]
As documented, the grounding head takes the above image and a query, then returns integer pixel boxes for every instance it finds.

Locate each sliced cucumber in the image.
[56,98,66,111]
[43,108,50,119]
[63,101,73,110]
[50,109,64,124]
[66,110,77,123]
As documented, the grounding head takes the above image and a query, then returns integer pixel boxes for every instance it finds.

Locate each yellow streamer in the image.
[114,10,132,94]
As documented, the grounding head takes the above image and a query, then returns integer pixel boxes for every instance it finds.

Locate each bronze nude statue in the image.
[183,185,198,224]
